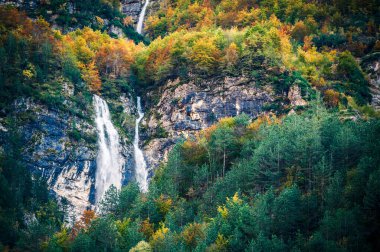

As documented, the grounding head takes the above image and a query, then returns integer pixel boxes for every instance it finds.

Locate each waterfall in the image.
[136,0,150,34]
[93,95,123,203]
[134,97,149,192]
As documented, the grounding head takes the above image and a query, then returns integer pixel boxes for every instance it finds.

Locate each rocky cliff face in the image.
[141,77,276,171]
[121,0,142,24]
[145,0,161,18]
[121,0,161,28]
[362,53,380,110]
[0,72,307,217]
[1,95,136,218]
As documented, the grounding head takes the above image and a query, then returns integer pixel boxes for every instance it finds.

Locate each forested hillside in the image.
[62,104,380,251]
[0,0,379,251]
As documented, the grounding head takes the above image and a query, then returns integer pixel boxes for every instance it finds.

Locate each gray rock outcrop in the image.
[121,0,143,24]
[362,53,380,110]
[288,85,307,107]
[142,76,275,171]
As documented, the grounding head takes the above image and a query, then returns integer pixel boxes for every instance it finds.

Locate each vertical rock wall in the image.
[141,77,275,172]
[2,95,136,219]
[362,53,380,110]
[121,0,143,24]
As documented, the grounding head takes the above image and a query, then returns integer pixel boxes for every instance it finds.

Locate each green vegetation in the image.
[41,103,380,251]
[2,0,376,111]
[0,7,95,116]
[0,125,64,249]
[0,0,379,251]
[146,0,378,51]
[16,0,146,43]
[136,13,377,110]
[138,0,379,108]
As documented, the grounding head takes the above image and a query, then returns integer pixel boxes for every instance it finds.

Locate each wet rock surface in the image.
[2,96,136,218]
[121,0,162,27]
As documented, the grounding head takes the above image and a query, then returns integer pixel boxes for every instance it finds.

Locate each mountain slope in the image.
[0,0,379,251]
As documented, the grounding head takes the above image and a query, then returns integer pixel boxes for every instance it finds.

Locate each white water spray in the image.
[136,0,150,34]
[134,97,149,192]
[93,95,123,203]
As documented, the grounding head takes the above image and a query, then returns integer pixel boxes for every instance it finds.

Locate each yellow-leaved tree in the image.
[95,39,136,78]
[187,37,221,74]
[80,61,102,92]
[150,223,169,249]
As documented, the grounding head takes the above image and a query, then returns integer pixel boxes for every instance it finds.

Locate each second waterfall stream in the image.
[136,0,149,34]
[134,97,149,192]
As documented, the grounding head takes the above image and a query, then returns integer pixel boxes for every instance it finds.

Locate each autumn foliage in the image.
[71,210,96,238]
[59,27,142,92]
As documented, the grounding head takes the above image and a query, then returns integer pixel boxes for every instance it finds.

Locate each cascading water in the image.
[136,0,150,34]
[93,95,124,203]
[134,97,149,192]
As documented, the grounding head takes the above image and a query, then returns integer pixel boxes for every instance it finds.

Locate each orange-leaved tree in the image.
[95,39,136,78]
[71,209,96,239]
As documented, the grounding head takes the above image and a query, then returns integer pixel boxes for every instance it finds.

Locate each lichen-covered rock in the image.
[143,138,175,176]
[362,53,380,110]
[288,85,307,107]
[121,0,143,24]
[142,76,274,170]
[109,25,125,38]
[8,98,97,217]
